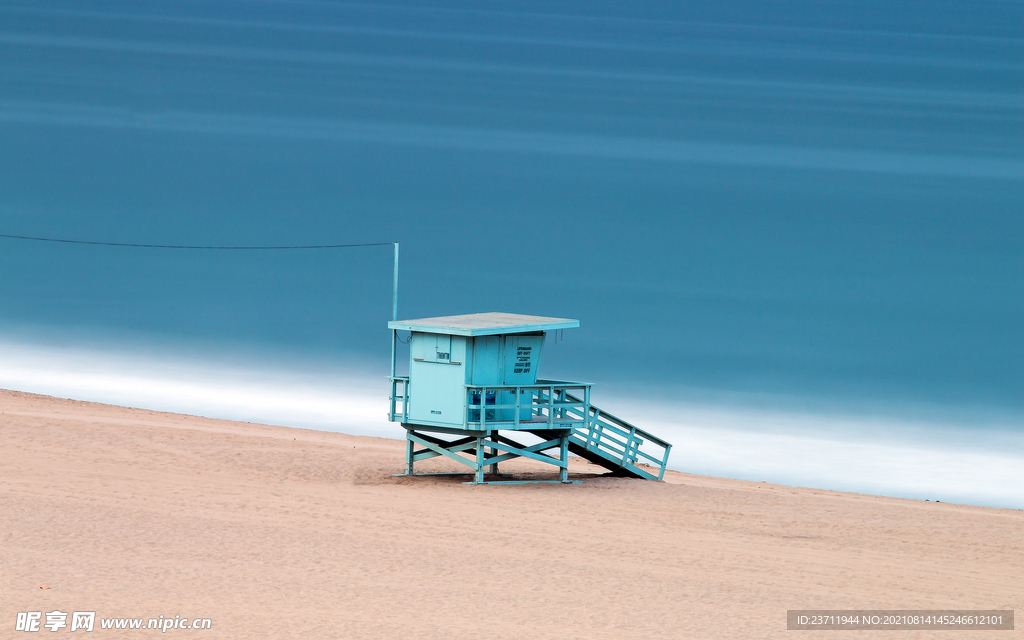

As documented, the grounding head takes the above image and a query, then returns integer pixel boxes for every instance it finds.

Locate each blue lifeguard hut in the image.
[387,312,672,484]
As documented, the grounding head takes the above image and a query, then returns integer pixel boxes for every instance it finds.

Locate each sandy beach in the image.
[1,388,1020,639]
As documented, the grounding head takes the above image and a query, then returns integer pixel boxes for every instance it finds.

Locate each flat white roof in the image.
[388,312,579,336]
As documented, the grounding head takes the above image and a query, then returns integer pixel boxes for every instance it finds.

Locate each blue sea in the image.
[1,1,1021,507]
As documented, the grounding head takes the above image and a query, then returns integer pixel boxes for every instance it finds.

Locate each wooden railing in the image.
[561,392,672,481]
[388,376,410,423]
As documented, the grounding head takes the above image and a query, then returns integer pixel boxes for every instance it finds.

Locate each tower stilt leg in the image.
[475,436,485,484]
[488,433,499,475]
[559,431,569,483]
[405,434,415,476]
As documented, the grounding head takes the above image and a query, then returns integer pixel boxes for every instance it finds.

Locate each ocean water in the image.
[1,1,1021,506]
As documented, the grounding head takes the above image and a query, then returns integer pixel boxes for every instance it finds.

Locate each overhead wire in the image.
[0,233,394,250]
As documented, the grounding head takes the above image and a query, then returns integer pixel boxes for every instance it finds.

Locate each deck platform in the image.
[391,379,672,481]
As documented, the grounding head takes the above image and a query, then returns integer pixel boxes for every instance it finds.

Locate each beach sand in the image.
[1,388,1020,638]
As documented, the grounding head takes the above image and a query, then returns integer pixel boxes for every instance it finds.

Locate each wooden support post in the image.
[559,431,569,483]
[405,434,415,476]
[488,433,499,475]
[475,436,485,484]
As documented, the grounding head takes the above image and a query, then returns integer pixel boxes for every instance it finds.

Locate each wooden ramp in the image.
[529,395,670,481]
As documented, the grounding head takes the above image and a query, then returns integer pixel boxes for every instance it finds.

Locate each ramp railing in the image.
[559,392,672,481]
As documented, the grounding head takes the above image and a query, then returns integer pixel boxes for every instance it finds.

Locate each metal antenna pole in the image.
[390,242,400,378]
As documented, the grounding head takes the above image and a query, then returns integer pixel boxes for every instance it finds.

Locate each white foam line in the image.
[612,399,1024,509]
[0,340,391,436]
[1,339,1020,508]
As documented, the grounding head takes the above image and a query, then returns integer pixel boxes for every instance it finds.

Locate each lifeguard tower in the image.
[387,312,672,484]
